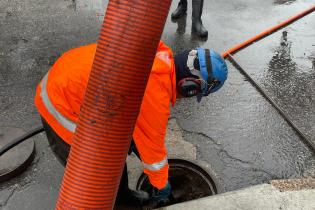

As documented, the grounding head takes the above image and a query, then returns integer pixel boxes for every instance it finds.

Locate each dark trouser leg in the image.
[171,0,188,19]
[116,163,149,203]
[117,164,129,196]
[128,139,141,159]
[41,117,70,166]
[41,118,149,206]
[116,143,149,206]
[192,0,208,37]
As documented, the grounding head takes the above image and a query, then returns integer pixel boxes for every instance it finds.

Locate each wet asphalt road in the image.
[0,0,315,209]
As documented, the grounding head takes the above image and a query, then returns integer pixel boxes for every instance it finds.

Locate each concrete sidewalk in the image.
[160,178,315,210]
[129,120,315,210]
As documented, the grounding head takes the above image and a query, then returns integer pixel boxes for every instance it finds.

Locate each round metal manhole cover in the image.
[136,159,217,208]
[0,127,35,183]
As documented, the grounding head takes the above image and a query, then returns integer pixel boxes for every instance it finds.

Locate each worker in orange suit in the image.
[34,41,228,207]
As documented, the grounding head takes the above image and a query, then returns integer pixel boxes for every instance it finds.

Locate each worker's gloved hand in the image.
[148,182,171,208]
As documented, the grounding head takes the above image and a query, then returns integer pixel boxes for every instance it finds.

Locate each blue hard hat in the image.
[197,48,228,94]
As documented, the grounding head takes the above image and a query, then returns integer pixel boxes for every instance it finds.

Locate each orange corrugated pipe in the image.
[55,0,172,209]
[222,5,315,59]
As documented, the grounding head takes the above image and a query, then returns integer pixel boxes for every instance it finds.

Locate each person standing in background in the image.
[171,0,208,38]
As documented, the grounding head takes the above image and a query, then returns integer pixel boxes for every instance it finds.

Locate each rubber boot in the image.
[171,0,188,19]
[192,0,208,37]
[116,164,149,206]
[172,13,187,35]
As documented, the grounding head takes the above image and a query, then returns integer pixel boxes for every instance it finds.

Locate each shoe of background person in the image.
[171,0,188,19]
[191,0,208,37]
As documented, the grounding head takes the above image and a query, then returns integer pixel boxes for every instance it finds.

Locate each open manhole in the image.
[136,159,217,208]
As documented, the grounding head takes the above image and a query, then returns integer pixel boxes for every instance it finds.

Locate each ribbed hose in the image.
[56,0,172,209]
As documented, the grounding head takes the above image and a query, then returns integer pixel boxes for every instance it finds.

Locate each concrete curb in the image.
[159,179,315,210]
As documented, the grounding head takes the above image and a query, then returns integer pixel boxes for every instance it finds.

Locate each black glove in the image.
[148,182,171,208]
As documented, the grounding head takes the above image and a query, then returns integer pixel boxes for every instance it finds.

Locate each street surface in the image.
[0,0,314,209]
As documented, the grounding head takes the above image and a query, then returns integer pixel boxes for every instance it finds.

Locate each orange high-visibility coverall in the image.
[35,41,176,189]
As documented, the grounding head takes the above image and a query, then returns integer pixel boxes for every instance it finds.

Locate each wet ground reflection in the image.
[264,30,315,142]
[274,0,297,5]
[266,31,297,87]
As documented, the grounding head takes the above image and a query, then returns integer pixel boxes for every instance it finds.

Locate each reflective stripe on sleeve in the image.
[40,73,77,132]
[156,51,171,68]
[143,157,168,171]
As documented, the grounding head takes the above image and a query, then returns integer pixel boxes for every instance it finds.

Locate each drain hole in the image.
[136,159,217,207]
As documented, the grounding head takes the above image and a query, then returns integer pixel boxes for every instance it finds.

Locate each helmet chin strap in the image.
[197,48,213,97]
[196,81,214,102]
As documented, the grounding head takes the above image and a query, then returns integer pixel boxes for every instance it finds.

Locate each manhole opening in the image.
[136,159,217,208]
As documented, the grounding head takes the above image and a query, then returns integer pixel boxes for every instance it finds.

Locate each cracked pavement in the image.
[0,0,315,209]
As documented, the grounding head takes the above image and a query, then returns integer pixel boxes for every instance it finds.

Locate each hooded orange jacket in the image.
[35,41,176,189]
